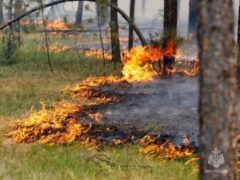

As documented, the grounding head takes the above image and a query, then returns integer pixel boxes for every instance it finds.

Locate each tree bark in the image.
[188,0,198,34]
[75,1,84,25]
[163,0,177,38]
[198,0,237,179]
[163,0,178,76]
[0,0,3,25]
[128,0,135,50]
[110,0,121,66]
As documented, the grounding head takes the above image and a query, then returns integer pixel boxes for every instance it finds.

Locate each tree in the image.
[75,1,84,25]
[96,0,109,27]
[198,0,237,179]
[162,0,178,75]
[14,0,23,19]
[163,0,177,38]
[0,0,3,25]
[188,0,198,34]
[128,0,135,51]
[110,0,121,67]
[13,0,23,44]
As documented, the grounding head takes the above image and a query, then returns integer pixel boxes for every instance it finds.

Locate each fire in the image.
[46,20,69,31]
[6,102,85,144]
[122,46,161,82]
[85,49,112,60]
[121,40,199,82]
[139,134,195,160]
[39,43,70,53]
[6,76,124,146]
[20,19,70,31]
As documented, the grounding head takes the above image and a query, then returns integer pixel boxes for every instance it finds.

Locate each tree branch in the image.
[0,0,147,46]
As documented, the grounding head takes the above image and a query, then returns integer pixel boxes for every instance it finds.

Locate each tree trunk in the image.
[6,0,13,60]
[162,0,178,76]
[188,0,198,34]
[198,0,237,179]
[128,0,135,50]
[75,1,83,25]
[0,0,3,25]
[163,0,177,38]
[96,0,109,27]
[110,0,121,66]
[14,0,23,19]
[13,0,23,45]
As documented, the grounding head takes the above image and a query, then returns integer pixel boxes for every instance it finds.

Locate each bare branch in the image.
[0,0,147,46]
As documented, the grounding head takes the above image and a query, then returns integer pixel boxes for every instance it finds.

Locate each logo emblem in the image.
[208,148,225,169]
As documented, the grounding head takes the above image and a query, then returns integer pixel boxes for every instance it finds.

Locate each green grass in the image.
[0,144,198,180]
[0,48,121,117]
[0,34,198,180]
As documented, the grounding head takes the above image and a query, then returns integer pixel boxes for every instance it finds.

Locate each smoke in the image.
[97,76,199,138]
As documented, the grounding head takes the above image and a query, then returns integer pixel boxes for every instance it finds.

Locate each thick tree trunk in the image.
[198,0,237,179]
[128,0,135,50]
[163,0,178,76]
[75,1,84,25]
[110,0,121,66]
[188,0,198,34]
[0,0,3,25]
[163,0,177,38]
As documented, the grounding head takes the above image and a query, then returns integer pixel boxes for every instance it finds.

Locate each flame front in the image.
[121,41,199,82]
[122,46,162,82]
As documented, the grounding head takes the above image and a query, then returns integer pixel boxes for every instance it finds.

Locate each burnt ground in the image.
[80,75,240,146]
[94,76,199,144]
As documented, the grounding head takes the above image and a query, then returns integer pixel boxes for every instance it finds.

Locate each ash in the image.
[98,76,199,140]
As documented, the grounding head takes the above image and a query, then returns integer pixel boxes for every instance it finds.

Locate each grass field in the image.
[0,34,198,180]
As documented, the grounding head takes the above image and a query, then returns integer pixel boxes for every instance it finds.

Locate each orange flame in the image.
[85,49,112,60]
[139,134,195,159]
[46,20,69,31]
[122,46,161,82]
[122,40,199,82]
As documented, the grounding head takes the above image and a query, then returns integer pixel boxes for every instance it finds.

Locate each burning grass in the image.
[0,36,200,179]
[139,135,196,160]
[7,102,84,144]
[6,76,198,163]
[5,40,200,163]
[6,76,125,146]
[122,43,199,82]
